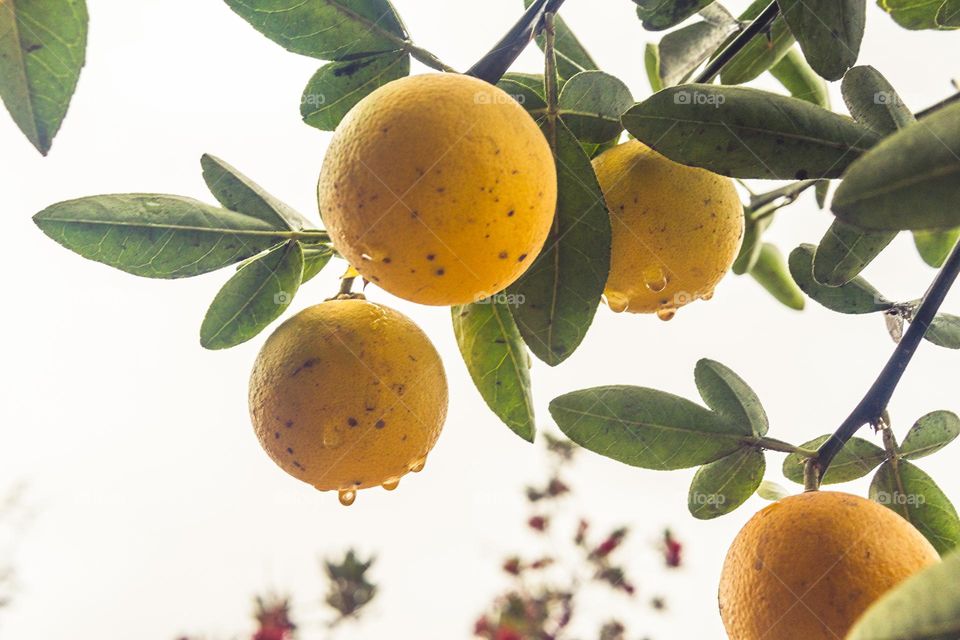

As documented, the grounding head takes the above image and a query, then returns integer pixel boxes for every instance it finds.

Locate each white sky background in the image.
[1,1,959,638]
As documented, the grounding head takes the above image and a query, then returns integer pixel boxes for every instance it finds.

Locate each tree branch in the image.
[815,238,960,481]
[693,1,780,84]
[466,0,568,83]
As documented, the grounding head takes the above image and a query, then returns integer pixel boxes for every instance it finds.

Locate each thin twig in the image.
[693,1,780,84]
[466,0,568,83]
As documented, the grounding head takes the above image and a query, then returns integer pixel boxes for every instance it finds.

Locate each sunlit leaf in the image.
[688,447,765,519]
[812,219,896,286]
[201,154,312,230]
[900,410,960,460]
[556,71,633,143]
[750,242,805,310]
[635,0,716,31]
[694,359,768,436]
[768,48,829,107]
[789,244,893,314]
[782,434,886,484]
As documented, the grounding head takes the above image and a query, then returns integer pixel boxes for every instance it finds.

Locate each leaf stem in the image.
[756,436,808,455]
[815,237,960,482]
[404,41,457,72]
[543,13,559,119]
[693,1,780,84]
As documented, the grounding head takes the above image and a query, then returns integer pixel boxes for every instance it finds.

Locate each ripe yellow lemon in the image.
[248,298,448,505]
[592,139,743,318]
[719,491,939,640]
[317,73,557,306]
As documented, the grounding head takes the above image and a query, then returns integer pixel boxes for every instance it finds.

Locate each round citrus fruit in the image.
[592,139,744,318]
[248,298,448,505]
[719,490,939,640]
[317,73,557,306]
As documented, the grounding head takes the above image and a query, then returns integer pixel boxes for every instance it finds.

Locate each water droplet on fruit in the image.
[382,477,400,491]
[643,266,668,293]
[605,292,629,313]
[338,489,356,506]
[323,428,342,448]
[409,456,427,473]
[657,306,676,322]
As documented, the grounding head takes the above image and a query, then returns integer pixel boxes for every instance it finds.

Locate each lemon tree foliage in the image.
[718,0,794,85]
[782,435,886,485]
[634,0,716,30]
[778,0,864,81]
[877,0,960,29]
[768,49,829,107]
[748,243,805,310]
[201,154,312,230]
[452,302,536,442]
[522,0,597,78]
[688,447,765,519]
[871,461,960,554]
[847,549,960,640]
[651,6,738,88]
[0,0,87,155]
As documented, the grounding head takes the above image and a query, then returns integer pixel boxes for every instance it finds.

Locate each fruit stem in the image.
[693,1,780,84]
[803,458,820,492]
[815,237,960,480]
[338,276,357,296]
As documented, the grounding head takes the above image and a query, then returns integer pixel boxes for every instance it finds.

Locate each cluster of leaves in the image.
[177,550,378,640]
[474,434,678,640]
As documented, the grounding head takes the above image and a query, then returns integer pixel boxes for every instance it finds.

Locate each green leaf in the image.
[301,246,333,283]
[782,434,886,484]
[718,0,794,85]
[901,410,960,460]
[870,459,960,554]
[644,43,663,93]
[0,0,87,155]
[200,241,303,350]
[788,244,893,313]
[778,0,864,80]
[656,12,739,87]
[769,48,829,108]
[223,0,407,61]
[508,118,611,366]
[812,219,896,286]
[877,0,958,30]
[622,85,881,180]
[733,211,772,275]
[832,102,960,231]
[452,302,536,442]
[497,73,547,111]
[914,228,960,267]
[847,548,960,640]
[549,386,750,470]
[938,0,960,27]
[301,50,409,131]
[524,0,597,78]
[750,242,805,310]
[688,447,765,519]
[924,313,960,349]
[841,66,915,135]
[201,154,312,230]
[694,359,768,436]
[33,195,293,279]
[635,0,716,31]
[815,179,830,208]
[556,70,633,144]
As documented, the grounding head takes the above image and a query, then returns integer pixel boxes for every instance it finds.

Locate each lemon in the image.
[592,139,744,318]
[248,298,447,505]
[318,73,557,306]
[719,491,939,640]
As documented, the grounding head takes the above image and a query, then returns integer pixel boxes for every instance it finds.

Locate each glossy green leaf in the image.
[782,434,886,484]
[635,0,717,31]
[656,13,739,87]
[622,85,881,180]
[901,410,960,460]
[201,154,311,230]
[914,228,960,267]
[497,73,547,110]
[300,246,334,283]
[757,479,790,501]
[778,0,864,80]
[813,219,896,286]
[815,180,830,208]
[877,0,957,30]
[644,43,663,93]
[689,447,765,519]
[789,244,893,313]
[938,0,960,27]
[508,118,611,366]
[733,211,772,275]
[694,359,768,436]
[524,0,597,78]
[719,0,794,85]
[847,549,960,640]
[870,459,960,554]
[842,66,915,135]
[0,0,87,155]
[33,195,292,279]
[832,102,960,231]
[224,0,406,61]
[768,48,829,107]
[301,50,409,131]
[556,71,633,143]
[452,302,536,442]
[200,241,303,350]
[549,386,750,470]
[924,313,960,349]
[750,242,805,310]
